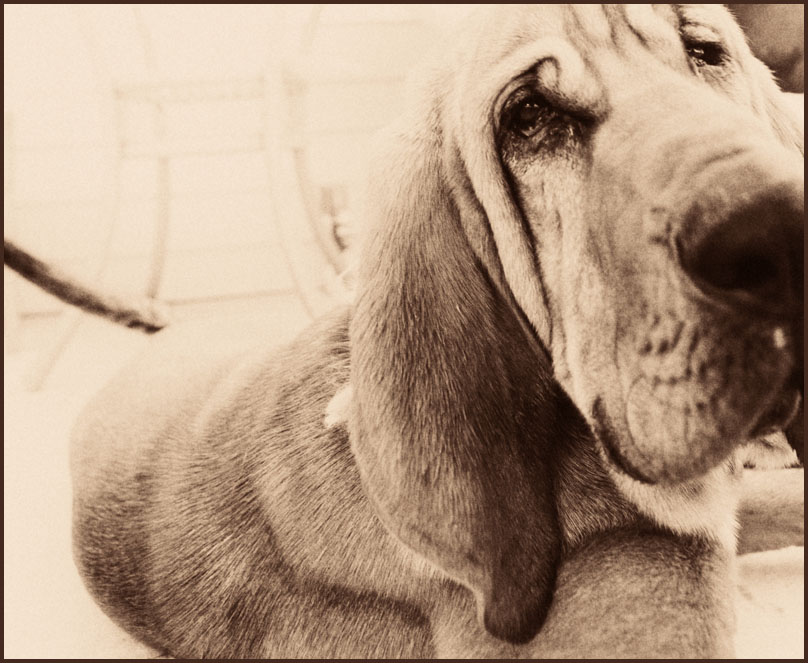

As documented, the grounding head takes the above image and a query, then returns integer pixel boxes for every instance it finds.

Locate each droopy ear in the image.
[349,92,563,644]
[750,57,804,155]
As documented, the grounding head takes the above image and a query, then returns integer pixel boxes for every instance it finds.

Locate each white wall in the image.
[4,4,471,313]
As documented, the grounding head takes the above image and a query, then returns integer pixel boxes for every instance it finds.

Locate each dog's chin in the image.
[595,425,658,485]
[591,396,666,485]
[747,387,801,438]
[591,379,800,485]
[594,423,727,486]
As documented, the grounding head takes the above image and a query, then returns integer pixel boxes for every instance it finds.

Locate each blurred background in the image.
[3,4,803,372]
[4,7,474,657]
[3,4,804,659]
[4,5,476,365]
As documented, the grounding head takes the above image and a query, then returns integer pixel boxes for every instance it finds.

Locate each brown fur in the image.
[71,5,803,658]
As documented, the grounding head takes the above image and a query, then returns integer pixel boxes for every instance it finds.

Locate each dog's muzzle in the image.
[588,109,803,484]
[675,152,804,436]
[577,64,805,484]
[676,160,803,323]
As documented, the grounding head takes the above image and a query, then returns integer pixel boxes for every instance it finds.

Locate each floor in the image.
[3,298,804,658]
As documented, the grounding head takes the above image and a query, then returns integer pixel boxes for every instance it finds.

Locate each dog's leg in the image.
[429,587,521,658]
[533,531,735,658]
[737,467,804,554]
[432,530,734,658]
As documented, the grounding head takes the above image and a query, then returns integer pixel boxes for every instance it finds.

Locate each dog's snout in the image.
[678,182,804,318]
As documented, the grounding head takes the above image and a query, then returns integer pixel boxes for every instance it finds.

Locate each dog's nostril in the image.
[678,184,803,317]
[693,241,779,293]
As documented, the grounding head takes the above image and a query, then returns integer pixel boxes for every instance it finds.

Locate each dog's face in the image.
[352,4,802,643]
[451,5,803,484]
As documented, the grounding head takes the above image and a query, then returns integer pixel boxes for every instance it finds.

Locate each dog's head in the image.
[454,4,803,484]
[350,4,803,644]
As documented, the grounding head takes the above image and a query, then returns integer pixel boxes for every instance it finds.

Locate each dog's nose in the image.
[678,182,804,319]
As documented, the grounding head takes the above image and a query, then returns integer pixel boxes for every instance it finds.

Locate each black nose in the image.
[678,183,804,319]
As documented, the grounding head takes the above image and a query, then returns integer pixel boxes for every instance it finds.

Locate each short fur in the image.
[71,5,803,658]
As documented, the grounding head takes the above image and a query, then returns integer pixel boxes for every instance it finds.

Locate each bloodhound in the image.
[70,4,804,659]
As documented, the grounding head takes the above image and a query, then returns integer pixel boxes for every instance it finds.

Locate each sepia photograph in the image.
[4,4,804,659]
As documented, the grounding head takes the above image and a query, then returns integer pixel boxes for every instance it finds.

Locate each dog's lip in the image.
[597,428,657,485]
[603,382,801,483]
[748,387,801,438]
[591,397,658,484]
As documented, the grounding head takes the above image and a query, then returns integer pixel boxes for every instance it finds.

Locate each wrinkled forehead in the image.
[449,4,746,115]
[460,4,742,64]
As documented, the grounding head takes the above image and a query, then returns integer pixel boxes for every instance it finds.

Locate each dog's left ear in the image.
[348,81,565,644]
[751,57,804,155]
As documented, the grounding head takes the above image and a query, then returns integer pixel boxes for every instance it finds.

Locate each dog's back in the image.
[70,308,435,658]
[70,322,265,653]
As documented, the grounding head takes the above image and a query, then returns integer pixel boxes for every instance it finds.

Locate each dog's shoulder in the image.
[71,307,352,483]
[70,306,433,656]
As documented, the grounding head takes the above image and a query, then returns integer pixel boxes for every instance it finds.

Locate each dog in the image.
[70,5,804,658]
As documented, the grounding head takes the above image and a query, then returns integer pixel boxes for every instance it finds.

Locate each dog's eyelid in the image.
[498,83,595,138]
[679,23,729,67]
[494,81,543,135]
[679,22,721,45]
[503,87,550,114]
[494,56,558,120]
[495,71,542,113]
[495,52,601,131]
[500,90,549,139]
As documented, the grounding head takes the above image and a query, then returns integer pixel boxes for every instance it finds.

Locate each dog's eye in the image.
[685,41,726,67]
[500,87,590,149]
[504,93,549,138]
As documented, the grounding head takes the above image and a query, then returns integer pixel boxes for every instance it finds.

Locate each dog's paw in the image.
[736,433,800,470]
